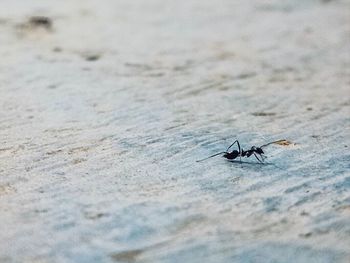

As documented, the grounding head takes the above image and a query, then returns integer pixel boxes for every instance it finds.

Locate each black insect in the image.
[196,140,286,163]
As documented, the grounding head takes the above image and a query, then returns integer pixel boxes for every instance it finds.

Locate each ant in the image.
[196,139,286,163]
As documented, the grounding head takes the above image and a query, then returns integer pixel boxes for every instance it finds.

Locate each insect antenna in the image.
[196,152,227,162]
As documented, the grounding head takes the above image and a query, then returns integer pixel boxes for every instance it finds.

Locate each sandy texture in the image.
[0,0,349,262]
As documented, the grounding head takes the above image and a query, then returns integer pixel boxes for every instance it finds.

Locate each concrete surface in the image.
[0,0,349,262]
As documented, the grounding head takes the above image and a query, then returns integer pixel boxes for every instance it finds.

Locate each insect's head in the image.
[256,147,264,154]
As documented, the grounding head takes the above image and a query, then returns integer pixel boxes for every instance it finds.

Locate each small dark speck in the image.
[307,107,313,111]
[53,47,62,52]
[299,232,312,238]
[29,16,52,30]
[35,208,48,214]
[345,145,348,148]
[300,211,309,216]
[85,212,107,220]
[251,112,276,117]
[236,72,257,79]
[111,250,143,263]
[47,84,57,89]
[147,72,164,77]
[84,54,101,61]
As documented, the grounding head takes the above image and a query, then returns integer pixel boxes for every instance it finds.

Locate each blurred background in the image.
[0,1,349,262]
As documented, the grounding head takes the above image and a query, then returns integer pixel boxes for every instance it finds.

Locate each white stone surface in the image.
[0,0,349,262]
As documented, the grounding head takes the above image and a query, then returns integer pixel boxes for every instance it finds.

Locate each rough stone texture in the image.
[0,1,349,262]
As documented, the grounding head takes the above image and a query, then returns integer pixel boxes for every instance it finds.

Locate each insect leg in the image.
[196,151,227,162]
[226,140,240,153]
[235,141,242,163]
[253,153,264,163]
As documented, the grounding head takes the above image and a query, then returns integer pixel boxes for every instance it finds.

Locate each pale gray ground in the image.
[0,0,350,263]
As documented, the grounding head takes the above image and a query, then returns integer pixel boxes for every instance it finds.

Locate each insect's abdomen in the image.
[224,151,239,159]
